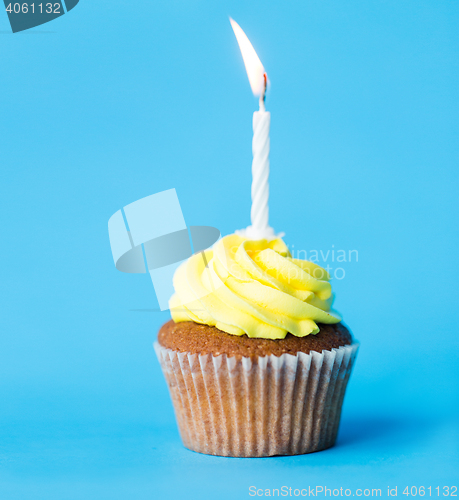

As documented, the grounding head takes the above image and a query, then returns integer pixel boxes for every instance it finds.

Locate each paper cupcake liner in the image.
[154,341,359,457]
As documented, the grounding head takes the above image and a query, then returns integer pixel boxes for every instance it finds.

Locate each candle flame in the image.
[230,18,267,97]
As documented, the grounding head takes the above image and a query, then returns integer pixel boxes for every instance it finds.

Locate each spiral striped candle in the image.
[251,97,270,237]
[231,18,277,240]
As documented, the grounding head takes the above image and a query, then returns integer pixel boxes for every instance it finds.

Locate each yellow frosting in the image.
[169,234,341,339]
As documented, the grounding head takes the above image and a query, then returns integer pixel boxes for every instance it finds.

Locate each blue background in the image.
[1,0,458,498]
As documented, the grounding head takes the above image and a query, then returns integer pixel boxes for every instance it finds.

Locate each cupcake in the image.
[154,234,358,457]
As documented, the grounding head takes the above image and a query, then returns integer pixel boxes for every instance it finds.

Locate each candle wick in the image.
[259,72,267,111]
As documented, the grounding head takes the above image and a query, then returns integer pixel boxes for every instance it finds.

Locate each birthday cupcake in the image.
[154,234,358,457]
[153,18,358,457]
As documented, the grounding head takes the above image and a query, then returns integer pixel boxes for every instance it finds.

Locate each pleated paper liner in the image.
[154,341,359,457]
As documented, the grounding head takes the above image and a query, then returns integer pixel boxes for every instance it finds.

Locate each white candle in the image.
[251,78,271,238]
[231,18,277,240]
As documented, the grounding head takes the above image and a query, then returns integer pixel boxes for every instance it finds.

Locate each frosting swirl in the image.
[169,234,341,339]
